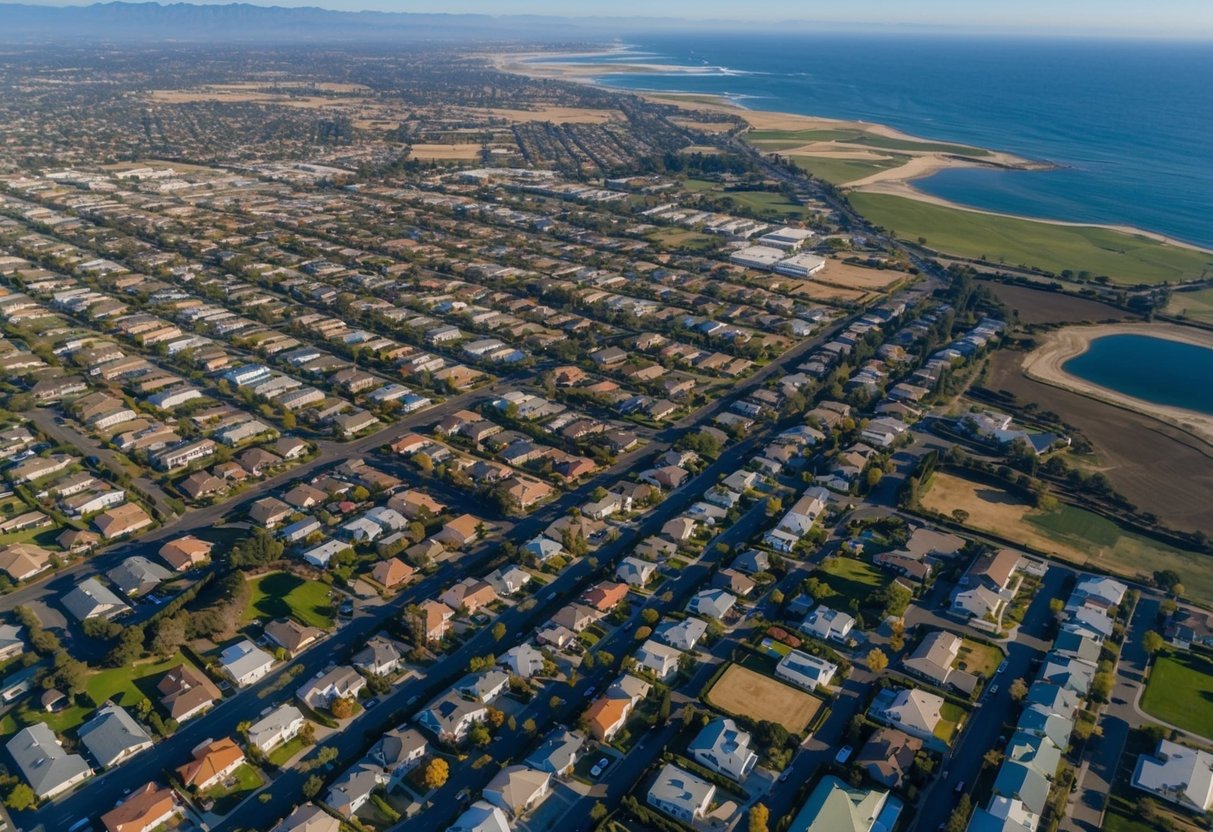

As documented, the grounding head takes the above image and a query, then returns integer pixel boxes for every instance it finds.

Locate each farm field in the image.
[979,281,1139,326]
[920,471,1213,606]
[244,571,335,629]
[1139,650,1213,739]
[1167,287,1213,325]
[705,664,822,734]
[848,192,1213,285]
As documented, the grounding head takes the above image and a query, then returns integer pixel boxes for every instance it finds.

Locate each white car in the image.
[590,757,610,778]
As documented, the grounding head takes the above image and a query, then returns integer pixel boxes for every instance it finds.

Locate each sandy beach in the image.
[1023,323,1213,446]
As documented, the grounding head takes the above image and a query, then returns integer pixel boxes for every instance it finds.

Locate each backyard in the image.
[815,555,891,609]
[954,639,1003,678]
[934,701,968,744]
[1139,650,1213,740]
[204,763,265,815]
[243,571,335,629]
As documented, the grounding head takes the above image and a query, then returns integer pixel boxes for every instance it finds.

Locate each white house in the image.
[634,639,683,681]
[248,704,305,754]
[775,649,838,690]
[800,606,855,642]
[219,640,275,687]
[1132,738,1213,812]
[689,718,759,782]
[648,763,716,824]
[687,588,736,620]
[616,557,657,587]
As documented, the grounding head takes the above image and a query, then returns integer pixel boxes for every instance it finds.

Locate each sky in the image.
[12,0,1213,37]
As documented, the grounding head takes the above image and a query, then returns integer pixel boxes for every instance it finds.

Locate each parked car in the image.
[834,745,853,764]
[591,757,610,778]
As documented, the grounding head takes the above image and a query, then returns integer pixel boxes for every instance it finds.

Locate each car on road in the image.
[834,745,853,764]
[591,757,610,778]
[455,788,471,806]
[585,686,596,698]
[954,780,966,793]
[364,697,379,709]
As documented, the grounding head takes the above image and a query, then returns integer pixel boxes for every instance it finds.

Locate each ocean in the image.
[554,34,1213,249]
[1063,334,1213,415]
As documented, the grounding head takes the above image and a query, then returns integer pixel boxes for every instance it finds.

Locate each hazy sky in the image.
[18,0,1213,36]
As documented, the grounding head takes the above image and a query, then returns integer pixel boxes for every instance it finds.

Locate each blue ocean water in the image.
[560,35,1213,248]
[1063,334,1213,415]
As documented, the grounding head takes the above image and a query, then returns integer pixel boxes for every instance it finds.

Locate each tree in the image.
[523,718,537,734]
[422,757,449,789]
[5,783,35,811]
[487,707,505,728]
[330,697,356,720]
[952,509,969,525]
[641,608,660,626]
[469,723,492,746]
[302,775,323,799]
[149,613,187,657]
[1009,677,1029,701]
[1143,630,1165,656]
[866,648,888,672]
[591,802,608,822]
[106,626,144,667]
[865,467,883,489]
[946,795,971,832]
[748,802,770,832]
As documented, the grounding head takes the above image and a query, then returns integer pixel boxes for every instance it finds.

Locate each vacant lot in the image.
[848,192,1213,285]
[980,281,1139,326]
[1140,651,1213,739]
[921,471,1213,607]
[408,143,483,160]
[818,261,906,292]
[986,349,1213,534]
[244,571,334,629]
[705,664,822,734]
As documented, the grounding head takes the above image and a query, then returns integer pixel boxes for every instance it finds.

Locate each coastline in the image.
[489,49,1213,256]
[1022,323,1213,447]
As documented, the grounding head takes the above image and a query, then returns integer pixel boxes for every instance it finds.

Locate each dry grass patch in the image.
[409,143,484,160]
[705,664,822,734]
[475,106,620,124]
[817,261,905,292]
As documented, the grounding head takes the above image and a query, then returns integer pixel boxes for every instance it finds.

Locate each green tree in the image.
[1143,630,1165,656]
[866,648,888,672]
[1009,677,1028,701]
[5,783,36,811]
[748,802,770,832]
[302,775,323,799]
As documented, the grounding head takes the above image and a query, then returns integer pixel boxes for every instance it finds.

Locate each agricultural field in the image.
[1139,650,1213,740]
[848,192,1213,285]
[243,571,335,630]
[789,154,908,186]
[920,471,1213,606]
[1167,286,1213,325]
[979,281,1139,326]
[705,664,823,734]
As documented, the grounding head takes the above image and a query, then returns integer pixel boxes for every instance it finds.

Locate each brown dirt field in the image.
[705,664,822,734]
[408,144,483,160]
[671,120,737,133]
[979,281,1139,326]
[919,471,1068,554]
[475,106,620,124]
[817,261,905,292]
[986,349,1213,533]
[147,89,360,109]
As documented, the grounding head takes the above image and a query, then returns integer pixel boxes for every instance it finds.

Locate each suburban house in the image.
[1132,738,1213,812]
[500,643,546,679]
[157,663,222,722]
[687,588,736,620]
[62,577,131,621]
[265,618,326,657]
[871,688,945,744]
[616,557,657,587]
[654,618,708,652]
[368,727,428,783]
[485,565,531,596]
[79,703,154,768]
[94,503,153,539]
[218,640,275,687]
[449,802,511,832]
[177,737,246,792]
[436,514,483,547]
[6,723,92,799]
[525,728,585,777]
[440,578,498,614]
[0,542,53,581]
[856,728,923,788]
[689,718,759,782]
[647,763,716,824]
[455,670,510,703]
[271,803,341,832]
[371,557,416,589]
[951,548,1023,621]
[483,765,552,819]
[248,704,305,754]
[776,649,838,690]
[416,690,489,744]
[800,606,855,642]
[420,600,455,642]
[902,631,977,694]
[100,783,180,832]
[297,665,366,710]
[584,695,632,742]
[786,775,892,832]
[158,536,212,571]
[582,581,629,613]
[353,635,404,677]
[326,763,388,817]
[108,556,171,597]
[634,639,683,681]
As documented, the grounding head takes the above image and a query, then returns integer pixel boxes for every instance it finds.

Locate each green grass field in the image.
[816,556,890,608]
[789,154,908,185]
[6,652,192,736]
[1167,287,1213,324]
[266,734,311,767]
[848,192,1213,285]
[935,701,968,743]
[205,763,265,814]
[1027,505,1122,548]
[746,128,987,156]
[1140,650,1213,739]
[243,571,334,630]
[645,227,719,252]
[682,178,808,220]
[955,639,1003,678]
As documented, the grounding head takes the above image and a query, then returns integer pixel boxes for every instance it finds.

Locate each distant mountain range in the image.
[0,1,710,42]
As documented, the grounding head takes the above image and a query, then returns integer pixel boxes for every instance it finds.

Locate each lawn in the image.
[704,664,823,734]
[204,763,265,815]
[790,154,908,186]
[1140,650,1213,740]
[243,571,334,629]
[934,701,968,744]
[8,652,193,736]
[954,639,1002,678]
[682,178,808,220]
[266,733,311,768]
[921,472,1213,607]
[816,555,890,608]
[645,228,719,252]
[848,192,1213,285]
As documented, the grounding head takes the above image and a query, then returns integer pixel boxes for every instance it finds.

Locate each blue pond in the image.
[1062,334,1213,416]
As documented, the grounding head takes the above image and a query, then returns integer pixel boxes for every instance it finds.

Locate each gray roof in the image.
[648,763,715,816]
[61,576,129,621]
[370,727,428,769]
[248,703,304,750]
[524,728,585,774]
[78,703,152,767]
[993,761,1050,815]
[6,723,91,798]
[108,555,171,595]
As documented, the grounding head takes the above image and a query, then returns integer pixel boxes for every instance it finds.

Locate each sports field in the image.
[705,664,822,734]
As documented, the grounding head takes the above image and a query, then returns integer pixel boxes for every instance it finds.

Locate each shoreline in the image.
[488,49,1213,256]
[1022,323,1213,447]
